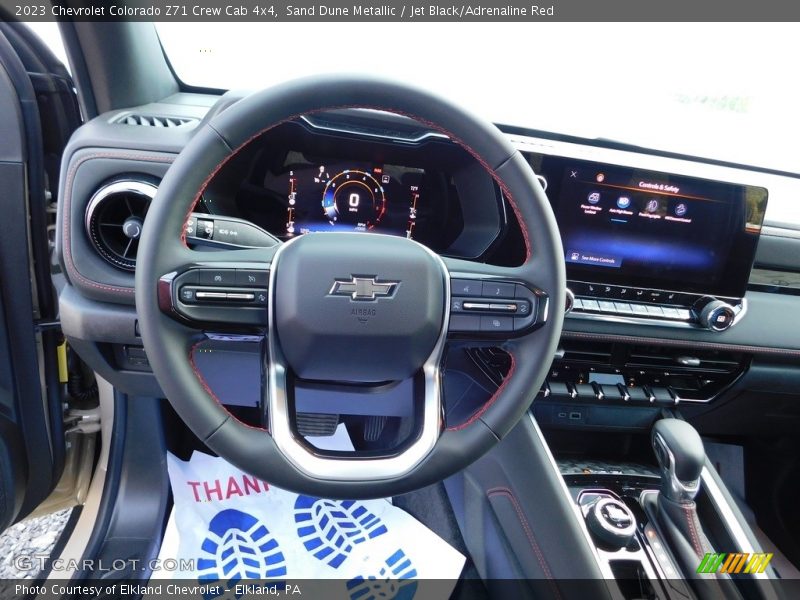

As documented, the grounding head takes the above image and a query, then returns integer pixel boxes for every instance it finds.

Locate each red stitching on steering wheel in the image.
[176,101,534,439]
[179,104,532,262]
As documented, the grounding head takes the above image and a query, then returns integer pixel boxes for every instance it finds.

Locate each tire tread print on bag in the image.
[294,495,388,568]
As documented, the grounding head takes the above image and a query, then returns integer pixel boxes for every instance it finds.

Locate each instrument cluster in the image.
[273,159,425,240]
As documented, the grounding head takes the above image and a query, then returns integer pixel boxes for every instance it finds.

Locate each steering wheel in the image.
[136,75,565,499]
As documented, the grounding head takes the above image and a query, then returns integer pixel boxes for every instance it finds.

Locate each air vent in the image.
[84,180,157,271]
[559,340,614,365]
[625,345,742,374]
[113,113,197,128]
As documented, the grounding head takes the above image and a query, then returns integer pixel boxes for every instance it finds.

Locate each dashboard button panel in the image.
[565,280,744,331]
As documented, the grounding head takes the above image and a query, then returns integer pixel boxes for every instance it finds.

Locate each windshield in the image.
[157,23,799,175]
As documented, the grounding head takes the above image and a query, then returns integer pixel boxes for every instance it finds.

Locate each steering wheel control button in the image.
[235,269,269,286]
[195,291,228,300]
[254,290,269,305]
[449,314,481,332]
[226,292,256,301]
[480,316,513,333]
[199,268,236,286]
[451,278,480,296]
[481,281,515,298]
[450,279,545,336]
[176,269,199,284]
[489,303,519,312]
[462,301,493,311]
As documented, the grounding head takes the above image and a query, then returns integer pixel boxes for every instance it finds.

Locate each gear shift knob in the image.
[652,419,705,502]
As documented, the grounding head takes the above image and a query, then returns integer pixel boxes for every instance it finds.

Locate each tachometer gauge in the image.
[321,170,386,230]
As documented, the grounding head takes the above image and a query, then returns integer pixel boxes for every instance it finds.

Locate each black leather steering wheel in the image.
[136,75,565,499]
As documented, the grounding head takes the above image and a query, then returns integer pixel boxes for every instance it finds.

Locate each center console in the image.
[548,418,776,600]
[539,157,768,332]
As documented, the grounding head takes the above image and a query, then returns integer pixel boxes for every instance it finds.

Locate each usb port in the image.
[569,411,582,420]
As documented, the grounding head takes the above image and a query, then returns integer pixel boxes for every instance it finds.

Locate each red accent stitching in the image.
[447,353,516,431]
[683,503,704,557]
[62,151,175,295]
[179,104,532,261]
[561,330,800,358]
[487,486,562,598]
[169,104,530,432]
[189,340,267,433]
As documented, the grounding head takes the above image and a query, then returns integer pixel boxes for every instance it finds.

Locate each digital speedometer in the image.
[321,170,386,230]
[280,160,424,239]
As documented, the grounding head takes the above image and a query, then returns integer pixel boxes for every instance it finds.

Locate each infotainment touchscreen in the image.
[541,157,768,299]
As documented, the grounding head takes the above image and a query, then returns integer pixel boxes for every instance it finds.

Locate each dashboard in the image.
[190,116,504,259]
[183,113,771,334]
[40,86,800,508]
[55,94,800,412]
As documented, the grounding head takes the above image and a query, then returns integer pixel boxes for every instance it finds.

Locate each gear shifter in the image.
[652,418,704,502]
[646,419,741,598]
[650,419,710,567]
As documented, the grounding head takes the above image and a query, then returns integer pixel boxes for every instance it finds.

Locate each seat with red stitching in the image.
[135,74,565,499]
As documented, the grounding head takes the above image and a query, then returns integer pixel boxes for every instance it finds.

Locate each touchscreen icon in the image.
[617,196,631,209]
[588,192,600,204]
[646,199,659,213]
[675,203,688,217]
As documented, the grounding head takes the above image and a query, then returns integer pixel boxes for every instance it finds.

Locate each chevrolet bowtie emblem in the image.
[329,276,398,301]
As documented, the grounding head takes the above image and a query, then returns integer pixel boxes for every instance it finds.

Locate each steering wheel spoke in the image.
[442,256,550,340]
[158,245,278,328]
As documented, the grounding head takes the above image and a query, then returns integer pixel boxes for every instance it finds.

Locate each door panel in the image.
[0,24,73,529]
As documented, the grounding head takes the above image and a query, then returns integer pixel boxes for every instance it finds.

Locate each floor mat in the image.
[152,449,465,599]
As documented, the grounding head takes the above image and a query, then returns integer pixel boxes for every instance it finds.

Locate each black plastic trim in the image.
[75,393,169,582]
[73,391,126,580]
